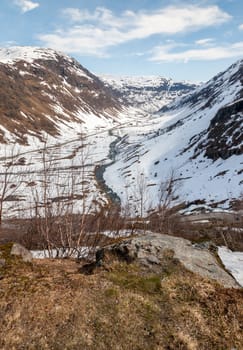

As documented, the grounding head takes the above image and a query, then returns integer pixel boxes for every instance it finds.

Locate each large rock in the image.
[93,233,240,289]
[10,243,32,263]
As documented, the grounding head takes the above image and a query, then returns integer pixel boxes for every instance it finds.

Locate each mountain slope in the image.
[0,47,124,144]
[99,75,198,113]
[104,59,243,211]
[161,59,243,162]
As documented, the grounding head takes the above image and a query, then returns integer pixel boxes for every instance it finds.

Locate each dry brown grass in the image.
[0,242,243,349]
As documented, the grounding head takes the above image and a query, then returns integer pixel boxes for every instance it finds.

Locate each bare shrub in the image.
[0,146,24,225]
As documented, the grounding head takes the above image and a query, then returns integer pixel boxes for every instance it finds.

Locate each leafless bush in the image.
[156,169,180,232]
[122,169,153,232]
[0,146,24,225]
[121,167,183,234]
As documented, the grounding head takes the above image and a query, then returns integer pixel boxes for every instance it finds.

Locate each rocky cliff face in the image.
[196,99,243,161]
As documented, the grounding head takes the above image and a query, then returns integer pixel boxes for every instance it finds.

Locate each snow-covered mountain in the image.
[0,46,242,217]
[99,75,198,113]
[104,59,243,212]
[0,47,126,144]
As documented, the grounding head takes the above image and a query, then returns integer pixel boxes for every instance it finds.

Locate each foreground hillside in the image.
[0,241,243,350]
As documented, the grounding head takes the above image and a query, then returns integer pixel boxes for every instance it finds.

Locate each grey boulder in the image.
[10,243,32,262]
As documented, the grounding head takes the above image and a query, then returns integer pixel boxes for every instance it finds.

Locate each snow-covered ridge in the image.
[0,46,73,64]
[169,58,243,111]
[99,74,198,113]
[100,74,197,89]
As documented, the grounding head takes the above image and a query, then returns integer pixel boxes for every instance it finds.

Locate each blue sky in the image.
[0,0,243,81]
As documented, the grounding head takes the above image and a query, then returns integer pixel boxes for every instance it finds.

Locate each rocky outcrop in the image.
[195,99,243,161]
[10,243,32,262]
[89,233,240,288]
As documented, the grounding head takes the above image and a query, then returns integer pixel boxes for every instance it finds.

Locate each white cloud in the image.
[150,41,243,62]
[14,0,39,13]
[238,24,243,30]
[39,5,231,56]
[61,8,84,22]
[195,38,215,46]
[61,7,120,27]
[39,26,124,57]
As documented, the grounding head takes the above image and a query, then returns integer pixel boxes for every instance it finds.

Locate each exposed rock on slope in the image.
[196,99,243,160]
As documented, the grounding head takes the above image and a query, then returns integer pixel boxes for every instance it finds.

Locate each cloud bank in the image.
[150,42,243,62]
[39,5,231,57]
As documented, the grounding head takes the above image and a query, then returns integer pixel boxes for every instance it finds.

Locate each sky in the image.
[0,0,243,81]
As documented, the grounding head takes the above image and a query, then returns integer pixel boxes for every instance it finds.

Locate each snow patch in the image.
[218,247,243,287]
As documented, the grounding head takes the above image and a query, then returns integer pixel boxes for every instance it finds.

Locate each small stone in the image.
[146,255,160,265]
[137,251,148,260]
[0,259,6,267]
[140,259,150,267]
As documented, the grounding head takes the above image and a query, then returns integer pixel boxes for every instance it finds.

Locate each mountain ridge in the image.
[99,74,198,113]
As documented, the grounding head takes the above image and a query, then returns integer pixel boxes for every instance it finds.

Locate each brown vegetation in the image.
[0,242,242,349]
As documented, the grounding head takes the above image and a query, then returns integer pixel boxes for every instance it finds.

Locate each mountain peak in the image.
[0,46,72,65]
